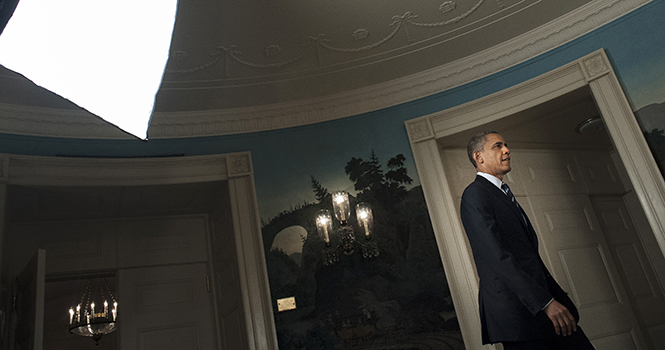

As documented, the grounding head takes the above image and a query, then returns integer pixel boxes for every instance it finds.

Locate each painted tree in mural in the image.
[644,128,665,174]
[345,150,412,204]
[310,175,331,204]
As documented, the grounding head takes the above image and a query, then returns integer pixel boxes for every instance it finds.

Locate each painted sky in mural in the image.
[604,7,665,132]
[253,112,421,223]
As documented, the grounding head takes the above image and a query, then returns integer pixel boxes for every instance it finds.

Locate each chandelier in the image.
[68,278,118,345]
[315,191,379,265]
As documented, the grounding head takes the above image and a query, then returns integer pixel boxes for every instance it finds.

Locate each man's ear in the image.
[473,151,483,164]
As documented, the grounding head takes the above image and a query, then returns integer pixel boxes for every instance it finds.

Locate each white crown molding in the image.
[0,103,136,139]
[5,153,233,186]
[148,0,651,138]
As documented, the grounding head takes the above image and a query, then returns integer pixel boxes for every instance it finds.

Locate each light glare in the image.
[0,0,178,139]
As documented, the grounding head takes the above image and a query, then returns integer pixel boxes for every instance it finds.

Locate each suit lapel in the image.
[475,176,523,221]
[475,176,539,249]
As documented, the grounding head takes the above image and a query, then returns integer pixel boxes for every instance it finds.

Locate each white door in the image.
[118,263,216,350]
[590,195,665,349]
[13,249,46,350]
[515,149,647,349]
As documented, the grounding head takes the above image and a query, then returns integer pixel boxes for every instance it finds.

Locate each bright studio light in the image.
[0,0,178,139]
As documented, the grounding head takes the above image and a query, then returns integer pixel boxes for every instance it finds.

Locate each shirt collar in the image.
[477,172,503,190]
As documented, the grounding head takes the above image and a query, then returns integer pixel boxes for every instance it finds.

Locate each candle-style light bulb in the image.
[90,302,95,319]
[104,300,109,318]
[69,308,75,325]
[76,304,81,323]
[355,202,373,237]
[316,209,333,244]
[332,191,350,223]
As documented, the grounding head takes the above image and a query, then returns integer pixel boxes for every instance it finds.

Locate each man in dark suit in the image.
[460,131,595,350]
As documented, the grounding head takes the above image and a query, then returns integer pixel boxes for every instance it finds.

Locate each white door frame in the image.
[0,151,278,350]
[405,49,665,349]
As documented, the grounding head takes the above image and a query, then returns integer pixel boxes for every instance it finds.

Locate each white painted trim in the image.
[5,154,230,187]
[0,103,136,139]
[227,163,279,350]
[405,49,665,349]
[0,151,279,350]
[0,0,651,139]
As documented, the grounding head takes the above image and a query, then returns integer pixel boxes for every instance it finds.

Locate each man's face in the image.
[475,133,511,180]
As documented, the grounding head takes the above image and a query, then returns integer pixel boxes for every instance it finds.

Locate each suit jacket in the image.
[460,175,578,344]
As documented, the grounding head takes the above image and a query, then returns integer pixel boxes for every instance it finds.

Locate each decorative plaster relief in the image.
[439,2,457,14]
[352,29,370,41]
[264,45,282,58]
[166,0,485,74]
[227,153,252,177]
[406,119,434,143]
[581,52,610,81]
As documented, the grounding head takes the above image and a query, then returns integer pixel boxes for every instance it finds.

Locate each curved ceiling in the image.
[0,0,651,139]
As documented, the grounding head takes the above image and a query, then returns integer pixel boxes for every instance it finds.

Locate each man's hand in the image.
[543,299,577,336]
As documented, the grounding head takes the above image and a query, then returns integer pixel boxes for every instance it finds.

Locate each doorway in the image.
[437,86,665,349]
[0,152,278,350]
[405,50,665,349]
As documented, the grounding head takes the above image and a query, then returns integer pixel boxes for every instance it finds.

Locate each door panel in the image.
[116,216,208,268]
[118,263,215,350]
[14,249,45,350]
[574,151,626,195]
[514,150,586,196]
[592,196,665,349]
[517,148,647,349]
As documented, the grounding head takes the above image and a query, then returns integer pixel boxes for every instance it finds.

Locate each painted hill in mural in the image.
[635,101,665,132]
[635,102,665,175]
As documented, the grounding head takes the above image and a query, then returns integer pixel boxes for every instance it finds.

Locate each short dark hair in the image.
[467,131,498,168]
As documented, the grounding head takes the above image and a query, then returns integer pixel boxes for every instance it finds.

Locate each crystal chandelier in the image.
[68,278,118,345]
[315,191,379,265]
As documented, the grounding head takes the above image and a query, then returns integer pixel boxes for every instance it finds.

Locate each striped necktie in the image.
[501,183,519,209]
[502,183,527,224]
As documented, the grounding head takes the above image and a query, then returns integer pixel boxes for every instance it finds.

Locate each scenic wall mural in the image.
[607,4,665,177]
[259,137,464,349]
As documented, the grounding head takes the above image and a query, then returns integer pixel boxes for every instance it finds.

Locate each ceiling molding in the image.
[148,0,650,138]
[0,103,136,139]
[5,153,234,186]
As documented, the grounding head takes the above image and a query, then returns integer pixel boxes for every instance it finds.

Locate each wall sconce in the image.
[315,191,379,265]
